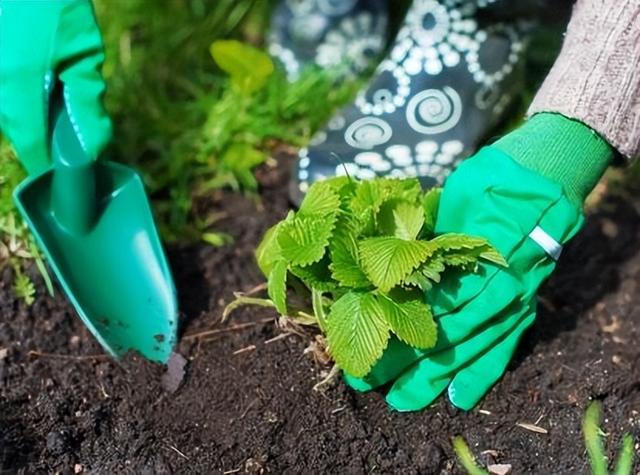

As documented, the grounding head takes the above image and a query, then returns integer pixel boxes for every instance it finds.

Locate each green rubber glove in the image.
[0,0,112,175]
[345,113,613,411]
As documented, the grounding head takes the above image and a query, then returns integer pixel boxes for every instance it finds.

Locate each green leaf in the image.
[329,214,370,288]
[210,40,274,93]
[433,233,507,269]
[350,178,422,235]
[220,143,267,191]
[359,237,437,292]
[422,187,441,236]
[298,180,341,217]
[479,246,508,267]
[268,259,288,314]
[402,271,432,290]
[323,176,358,206]
[325,291,390,377]
[350,179,410,225]
[403,253,446,290]
[432,233,489,251]
[377,200,425,239]
[418,254,446,283]
[441,252,480,270]
[391,202,425,241]
[278,214,335,267]
[13,272,35,305]
[349,180,386,234]
[374,177,422,203]
[255,222,282,276]
[290,253,338,291]
[202,231,233,247]
[377,292,437,348]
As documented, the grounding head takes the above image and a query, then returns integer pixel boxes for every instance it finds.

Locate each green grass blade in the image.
[613,434,635,475]
[583,402,608,475]
[30,242,54,297]
[452,436,489,475]
[311,288,327,332]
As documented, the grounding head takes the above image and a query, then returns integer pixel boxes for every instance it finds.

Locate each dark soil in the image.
[1,154,639,474]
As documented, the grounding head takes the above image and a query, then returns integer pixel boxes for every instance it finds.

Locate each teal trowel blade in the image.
[13,161,177,362]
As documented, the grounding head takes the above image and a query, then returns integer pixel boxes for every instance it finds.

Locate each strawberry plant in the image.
[241,176,506,377]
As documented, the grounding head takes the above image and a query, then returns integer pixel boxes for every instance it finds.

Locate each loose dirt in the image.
[1,155,639,474]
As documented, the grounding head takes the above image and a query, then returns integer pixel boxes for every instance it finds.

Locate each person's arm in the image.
[344,0,640,411]
[495,0,640,207]
[528,0,640,162]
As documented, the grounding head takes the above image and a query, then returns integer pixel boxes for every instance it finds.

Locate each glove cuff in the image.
[493,112,613,206]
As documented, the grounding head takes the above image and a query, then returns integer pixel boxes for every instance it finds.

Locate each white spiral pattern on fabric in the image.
[406,87,462,134]
[344,117,393,149]
[355,60,411,115]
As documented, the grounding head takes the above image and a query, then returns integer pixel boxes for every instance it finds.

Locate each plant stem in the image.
[452,436,488,475]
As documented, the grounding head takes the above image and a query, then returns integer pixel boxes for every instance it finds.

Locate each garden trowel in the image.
[12,101,177,363]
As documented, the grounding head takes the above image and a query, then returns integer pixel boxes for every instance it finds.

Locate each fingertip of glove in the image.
[385,384,438,412]
[342,373,375,393]
[385,391,422,412]
[447,381,480,411]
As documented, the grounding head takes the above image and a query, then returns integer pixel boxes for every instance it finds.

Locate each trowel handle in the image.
[49,93,97,234]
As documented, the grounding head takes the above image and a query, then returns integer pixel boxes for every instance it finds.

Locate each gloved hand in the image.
[0,0,112,176]
[344,112,614,411]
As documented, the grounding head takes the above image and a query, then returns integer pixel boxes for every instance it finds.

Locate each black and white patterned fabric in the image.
[291,0,532,204]
[268,0,390,81]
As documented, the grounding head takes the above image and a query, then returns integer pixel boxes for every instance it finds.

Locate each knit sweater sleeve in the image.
[528,0,640,161]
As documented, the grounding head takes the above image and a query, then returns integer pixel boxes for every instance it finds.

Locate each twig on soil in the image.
[223,469,241,475]
[516,422,549,434]
[232,345,256,355]
[243,282,268,296]
[182,318,274,341]
[27,350,110,361]
[97,382,110,399]
[264,332,294,345]
[240,398,260,419]
[277,318,312,341]
[166,444,189,460]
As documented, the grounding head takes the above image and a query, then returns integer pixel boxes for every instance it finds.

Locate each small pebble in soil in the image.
[244,456,267,474]
[488,463,512,475]
[161,352,187,393]
[46,429,71,456]
[69,335,81,348]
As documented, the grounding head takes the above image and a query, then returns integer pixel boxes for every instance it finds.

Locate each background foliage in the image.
[94,0,362,240]
[0,0,584,301]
